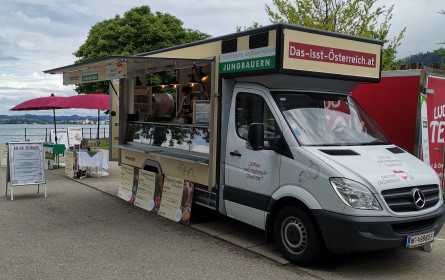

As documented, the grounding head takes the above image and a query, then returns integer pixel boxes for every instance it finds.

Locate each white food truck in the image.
[45,24,445,265]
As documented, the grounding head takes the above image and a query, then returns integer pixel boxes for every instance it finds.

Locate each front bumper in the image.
[312,203,445,253]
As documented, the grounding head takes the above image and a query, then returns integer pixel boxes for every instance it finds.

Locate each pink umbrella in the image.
[10,93,64,111]
[10,93,67,143]
[49,93,109,141]
[49,93,109,110]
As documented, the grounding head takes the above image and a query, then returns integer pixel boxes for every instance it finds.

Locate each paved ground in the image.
[1,147,445,279]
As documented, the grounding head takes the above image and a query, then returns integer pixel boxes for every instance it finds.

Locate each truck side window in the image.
[236,92,277,140]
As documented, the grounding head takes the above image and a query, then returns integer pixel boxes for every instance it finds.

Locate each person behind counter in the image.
[175,86,195,124]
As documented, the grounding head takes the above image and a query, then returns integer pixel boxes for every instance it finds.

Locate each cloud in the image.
[0,55,20,61]
[0,0,442,117]
[147,0,270,36]
[378,0,443,58]
[0,71,77,115]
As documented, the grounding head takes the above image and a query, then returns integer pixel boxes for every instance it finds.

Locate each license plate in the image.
[406,231,435,248]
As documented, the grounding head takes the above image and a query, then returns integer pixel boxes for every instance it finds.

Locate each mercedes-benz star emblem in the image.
[412,188,426,209]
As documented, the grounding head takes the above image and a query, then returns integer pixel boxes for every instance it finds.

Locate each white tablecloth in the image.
[77,151,109,170]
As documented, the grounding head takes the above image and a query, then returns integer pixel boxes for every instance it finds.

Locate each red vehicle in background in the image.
[352,68,445,187]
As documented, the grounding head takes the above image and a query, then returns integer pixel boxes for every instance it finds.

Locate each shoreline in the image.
[0,124,110,144]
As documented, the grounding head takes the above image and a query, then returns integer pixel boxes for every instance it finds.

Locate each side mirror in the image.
[248,123,264,151]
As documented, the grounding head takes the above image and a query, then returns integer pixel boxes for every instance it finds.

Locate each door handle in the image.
[435,148,442,151]
[230,150,241,157]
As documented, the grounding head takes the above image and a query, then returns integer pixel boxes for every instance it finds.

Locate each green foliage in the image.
[236,22,263,32]
[88,140,109,150]
[265,0,406,70]
[436,49,445,59]
[73,6,210,95]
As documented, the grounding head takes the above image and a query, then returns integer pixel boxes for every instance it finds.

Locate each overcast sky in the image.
[0,0,443,116]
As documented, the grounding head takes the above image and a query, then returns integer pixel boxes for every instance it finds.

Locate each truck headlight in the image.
[330,178,382,210]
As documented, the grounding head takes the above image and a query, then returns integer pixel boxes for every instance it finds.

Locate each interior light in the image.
[159,78,167,89]
[199,67,208,82]
[188,75,199,87]
[170,79,180,89]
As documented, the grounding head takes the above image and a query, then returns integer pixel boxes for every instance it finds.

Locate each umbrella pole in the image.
[97,109,100,144]
[53,108,57,144]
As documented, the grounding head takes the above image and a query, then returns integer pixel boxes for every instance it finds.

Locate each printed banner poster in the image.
[117,164,139,203]
[158,175,194,225]
[68,127,82,146]
[64,150,77,178]
[118,168,195,225]
[134,170,164,214]
[44,146,54,160]
[8,142,46,186]
[51,128,68,147]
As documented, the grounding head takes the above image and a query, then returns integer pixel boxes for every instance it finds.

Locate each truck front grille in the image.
[381,184,440,212]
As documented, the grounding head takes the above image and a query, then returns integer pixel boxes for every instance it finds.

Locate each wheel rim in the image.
[281,216,307,254]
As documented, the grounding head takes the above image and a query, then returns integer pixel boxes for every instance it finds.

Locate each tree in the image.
[265,0,406,70]
[73,6,210,94]
[236,22,263,32]
[402,49,445,67]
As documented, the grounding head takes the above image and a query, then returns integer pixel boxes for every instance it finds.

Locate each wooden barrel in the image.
[152,93,174,117]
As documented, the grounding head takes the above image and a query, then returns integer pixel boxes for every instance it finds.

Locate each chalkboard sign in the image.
[8,142,46,186]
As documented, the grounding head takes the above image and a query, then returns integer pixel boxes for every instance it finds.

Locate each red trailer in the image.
[352,68,445,186]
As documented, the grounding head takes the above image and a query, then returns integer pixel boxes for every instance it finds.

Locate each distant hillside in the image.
[400,48,445,68]
[0,114,109,124]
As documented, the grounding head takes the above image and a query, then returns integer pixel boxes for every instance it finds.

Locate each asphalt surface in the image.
[1,148,445,279]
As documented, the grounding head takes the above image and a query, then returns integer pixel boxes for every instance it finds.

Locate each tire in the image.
[274,206,323,265]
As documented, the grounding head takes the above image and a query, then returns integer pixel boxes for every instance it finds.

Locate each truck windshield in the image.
[273,92,390,146]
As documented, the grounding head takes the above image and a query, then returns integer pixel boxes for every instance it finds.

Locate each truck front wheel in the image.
[274,206,323,265]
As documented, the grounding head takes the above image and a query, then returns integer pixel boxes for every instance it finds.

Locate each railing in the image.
[0,127,110,143]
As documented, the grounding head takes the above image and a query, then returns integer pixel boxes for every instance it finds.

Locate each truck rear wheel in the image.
[274,206,323,265]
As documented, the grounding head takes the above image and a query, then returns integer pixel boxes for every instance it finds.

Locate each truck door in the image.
[426,75,445,188]
[224,87,281,229]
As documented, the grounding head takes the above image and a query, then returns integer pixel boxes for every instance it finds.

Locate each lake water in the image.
[0,124,110,143]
